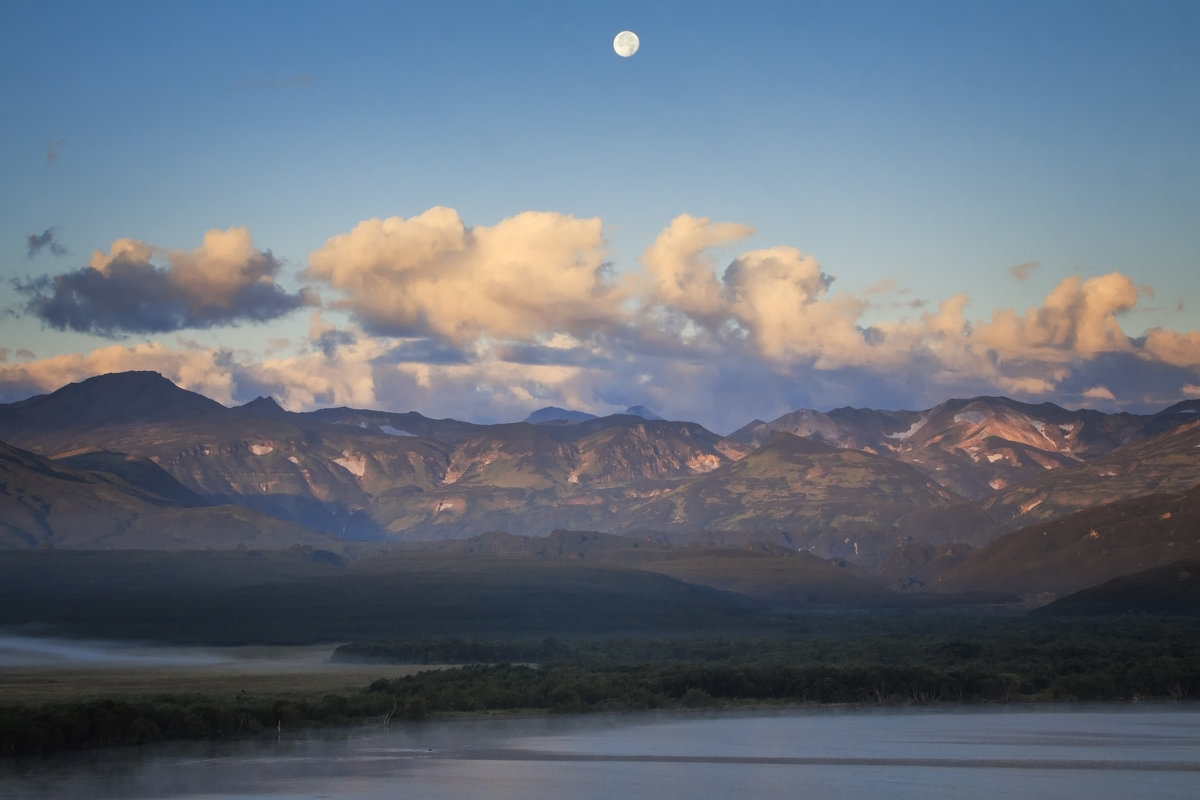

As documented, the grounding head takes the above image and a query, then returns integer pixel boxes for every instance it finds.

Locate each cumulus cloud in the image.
[26,228,67,257]
[967,273,1139,361]
[301,209,1199,425]
[15,228,315,336]
[3,208,1199,432]
[306,207,627,344]
[724,246,867,365]
[1142,329,1200,367]
[635,217,887,369]
[640,213,753,323]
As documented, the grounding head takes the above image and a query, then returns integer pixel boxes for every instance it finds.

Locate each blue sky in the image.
[2,0,1198,433]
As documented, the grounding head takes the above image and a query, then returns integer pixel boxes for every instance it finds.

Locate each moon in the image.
[613,30,639,58]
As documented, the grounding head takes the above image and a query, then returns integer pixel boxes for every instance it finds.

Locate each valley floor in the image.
[3,615,1198,757]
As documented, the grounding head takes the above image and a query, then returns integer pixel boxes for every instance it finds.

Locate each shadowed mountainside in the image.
[0,548,766,644]
[394,529,1014,610]
[931,482,1200,602]
[1034,555,1200,616]
[0,440,338,550]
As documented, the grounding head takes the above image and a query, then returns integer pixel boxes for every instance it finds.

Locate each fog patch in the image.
[0,634,225,668]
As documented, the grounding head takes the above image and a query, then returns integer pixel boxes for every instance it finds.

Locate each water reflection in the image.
[3,707,1198,800]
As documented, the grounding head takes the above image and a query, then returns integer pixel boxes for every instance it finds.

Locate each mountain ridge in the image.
[1,370,1197,606]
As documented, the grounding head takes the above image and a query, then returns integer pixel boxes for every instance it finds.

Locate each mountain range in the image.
[2,370,1198,611]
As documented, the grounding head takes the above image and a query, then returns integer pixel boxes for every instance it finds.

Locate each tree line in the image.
[4,615,1197,757]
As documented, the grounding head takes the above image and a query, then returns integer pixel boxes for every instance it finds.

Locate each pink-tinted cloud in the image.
[3,209,1198,432]
[306,207,626,344]
[1142,329,1200,368]
[1084,385,1117,401]
[967,272,1139,361]
[640,213,752,323]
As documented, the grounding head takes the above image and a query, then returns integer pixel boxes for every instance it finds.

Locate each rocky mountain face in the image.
[982,418,1200,529]
[1,372,1197,582]
[610,432,995,566]
[0,373,748,543]
[731,396,1200,500]
[0,439,336,550]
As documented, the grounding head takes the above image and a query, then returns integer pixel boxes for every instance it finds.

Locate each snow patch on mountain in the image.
[886,418,927,440]
[379,425,414,436]
[333,453,367,477]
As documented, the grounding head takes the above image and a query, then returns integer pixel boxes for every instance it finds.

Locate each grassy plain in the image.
[0,645,426,705]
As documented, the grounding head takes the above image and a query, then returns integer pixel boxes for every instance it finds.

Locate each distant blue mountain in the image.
[526,405,665,424]
[525,406,597,424]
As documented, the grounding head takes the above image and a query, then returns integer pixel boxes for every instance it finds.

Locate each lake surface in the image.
[3,706,1198,799]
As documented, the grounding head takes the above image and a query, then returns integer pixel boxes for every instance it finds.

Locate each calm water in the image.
[3,707,1198,799]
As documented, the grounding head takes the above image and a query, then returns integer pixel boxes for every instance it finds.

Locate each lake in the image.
[3,706,1198,799]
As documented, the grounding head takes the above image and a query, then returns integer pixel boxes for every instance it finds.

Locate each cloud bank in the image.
[4,208,1198,432]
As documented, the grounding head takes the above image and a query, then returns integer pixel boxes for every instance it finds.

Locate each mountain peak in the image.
[1158,399,1200,416]
[231,395,289,418]
[622,405,663,420]
[0,371,227,428]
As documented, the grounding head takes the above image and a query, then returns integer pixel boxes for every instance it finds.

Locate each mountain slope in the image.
[613,432,994,566]
[0,440,337,550]
[0,372,225,440]
[384,529,1010,610]
[932,481,1200,601]
[1034,556,1200,616]
[982,419,1200,532]
[2,371,1196,570]
[0,374,750,541]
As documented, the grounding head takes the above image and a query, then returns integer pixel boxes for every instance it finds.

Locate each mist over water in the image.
[3,707,1198,800]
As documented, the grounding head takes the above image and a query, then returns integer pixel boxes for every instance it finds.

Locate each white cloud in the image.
[968,273,1139,362]
[306,207,627,345]
[1142,329,1200,368]
[639,213,752,322]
